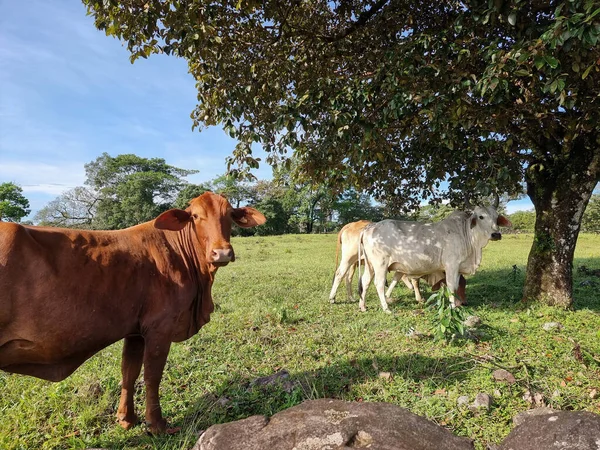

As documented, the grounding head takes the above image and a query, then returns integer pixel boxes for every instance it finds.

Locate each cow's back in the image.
[0,222,181,379]
[362,220,445,275]
[340,220,371,249]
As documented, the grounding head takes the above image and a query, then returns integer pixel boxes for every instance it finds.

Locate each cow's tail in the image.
[357,229,367,296]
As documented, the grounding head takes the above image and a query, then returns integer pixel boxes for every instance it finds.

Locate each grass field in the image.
[1,233,599,450]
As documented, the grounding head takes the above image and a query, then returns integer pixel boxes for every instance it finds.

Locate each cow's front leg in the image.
[385,272,402,303]
[117,335,145,429]
[142,336,171,434]
[444,268,462,308]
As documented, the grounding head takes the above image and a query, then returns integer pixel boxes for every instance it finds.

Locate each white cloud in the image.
[0,162,86,195]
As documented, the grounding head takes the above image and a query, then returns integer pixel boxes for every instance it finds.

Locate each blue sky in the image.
[0,1,533,219]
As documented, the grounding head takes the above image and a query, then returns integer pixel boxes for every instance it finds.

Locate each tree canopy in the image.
[83,0,600,306]
[84,0,598,200]
[0,182,30,223]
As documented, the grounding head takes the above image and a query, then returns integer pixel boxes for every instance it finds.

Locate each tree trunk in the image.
[523,142,600,307]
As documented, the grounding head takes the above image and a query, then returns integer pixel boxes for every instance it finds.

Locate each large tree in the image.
[0,182,30,223]
[334,189,385,225]
[34,186,98,228]
[84,1,600,306]
[85,153,197,229]
[581,193,600,233]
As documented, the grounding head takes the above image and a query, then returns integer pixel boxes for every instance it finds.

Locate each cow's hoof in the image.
[146,417,167,435]
[359,306,366,312]
[329,298,336,304]
[385,297,393,304]
[117,414,139,430]
[382,309,392,314]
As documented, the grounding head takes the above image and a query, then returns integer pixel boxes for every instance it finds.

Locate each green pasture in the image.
[1,233,599,449]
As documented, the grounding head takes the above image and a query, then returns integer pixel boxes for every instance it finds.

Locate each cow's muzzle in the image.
[211,248,235,265]
[490,232,502,241]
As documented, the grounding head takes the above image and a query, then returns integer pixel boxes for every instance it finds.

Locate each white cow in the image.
[329,220,420,304]
[358,205,511,313]
[329,220,468,305]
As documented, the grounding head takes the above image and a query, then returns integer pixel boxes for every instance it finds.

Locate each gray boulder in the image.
[499,411,600,450]
[194,398,474,450]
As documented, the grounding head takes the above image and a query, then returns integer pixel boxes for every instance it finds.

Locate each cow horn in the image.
[492,192,500,208]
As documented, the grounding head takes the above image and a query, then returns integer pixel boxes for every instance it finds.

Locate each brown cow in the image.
[329,220,466,306]
[0,192,265,433]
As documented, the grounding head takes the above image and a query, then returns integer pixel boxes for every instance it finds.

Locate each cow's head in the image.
[153,192,266,266]
[469,205,512,242]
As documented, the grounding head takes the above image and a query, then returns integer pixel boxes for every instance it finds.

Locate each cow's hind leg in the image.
[345,263,357,302]
[142,335,171,434]
[372,262,392,313]
[117,335,145,430]
[329,259,354,303]
[358,265,373,312]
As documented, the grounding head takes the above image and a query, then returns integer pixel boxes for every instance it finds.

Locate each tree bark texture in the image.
[523,141,600,307]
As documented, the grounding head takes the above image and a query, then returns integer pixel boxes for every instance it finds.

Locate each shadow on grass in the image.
[101,352,477,449]
[377,255,600,313]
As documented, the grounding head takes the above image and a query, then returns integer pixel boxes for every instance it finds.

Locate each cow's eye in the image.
[479,215,484,220]
[193,214,199,220]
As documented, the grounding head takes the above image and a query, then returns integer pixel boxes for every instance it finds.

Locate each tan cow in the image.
[0,192,265,433]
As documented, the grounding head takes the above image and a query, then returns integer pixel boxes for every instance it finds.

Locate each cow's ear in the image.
[232,207,267,228]
[497,215,512,227]
[154,209,192,231]
[470,216,477,229]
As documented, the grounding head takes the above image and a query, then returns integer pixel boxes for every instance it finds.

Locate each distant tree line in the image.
[2,155,599,235]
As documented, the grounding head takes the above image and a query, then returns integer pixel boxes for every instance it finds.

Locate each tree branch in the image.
[321,0,390,43]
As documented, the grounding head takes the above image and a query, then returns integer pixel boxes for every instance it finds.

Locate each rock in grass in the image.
[492,369,516,384]
[512,407,557,427]
[194,399,475,450]
[248,369,299,393]
[379,371,393,381]
[542,322,563,331]
[464,315,482,328]
[470,393,492,411]
[499,411,600,450]
[457,395,470,406]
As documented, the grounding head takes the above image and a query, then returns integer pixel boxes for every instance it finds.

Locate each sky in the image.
[0,0,533,220]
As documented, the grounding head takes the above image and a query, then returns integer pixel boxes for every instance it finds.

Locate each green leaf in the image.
[582,64,593,79]
[572,62,580,73]
[544,56,559,69]
[534,56,545,70]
